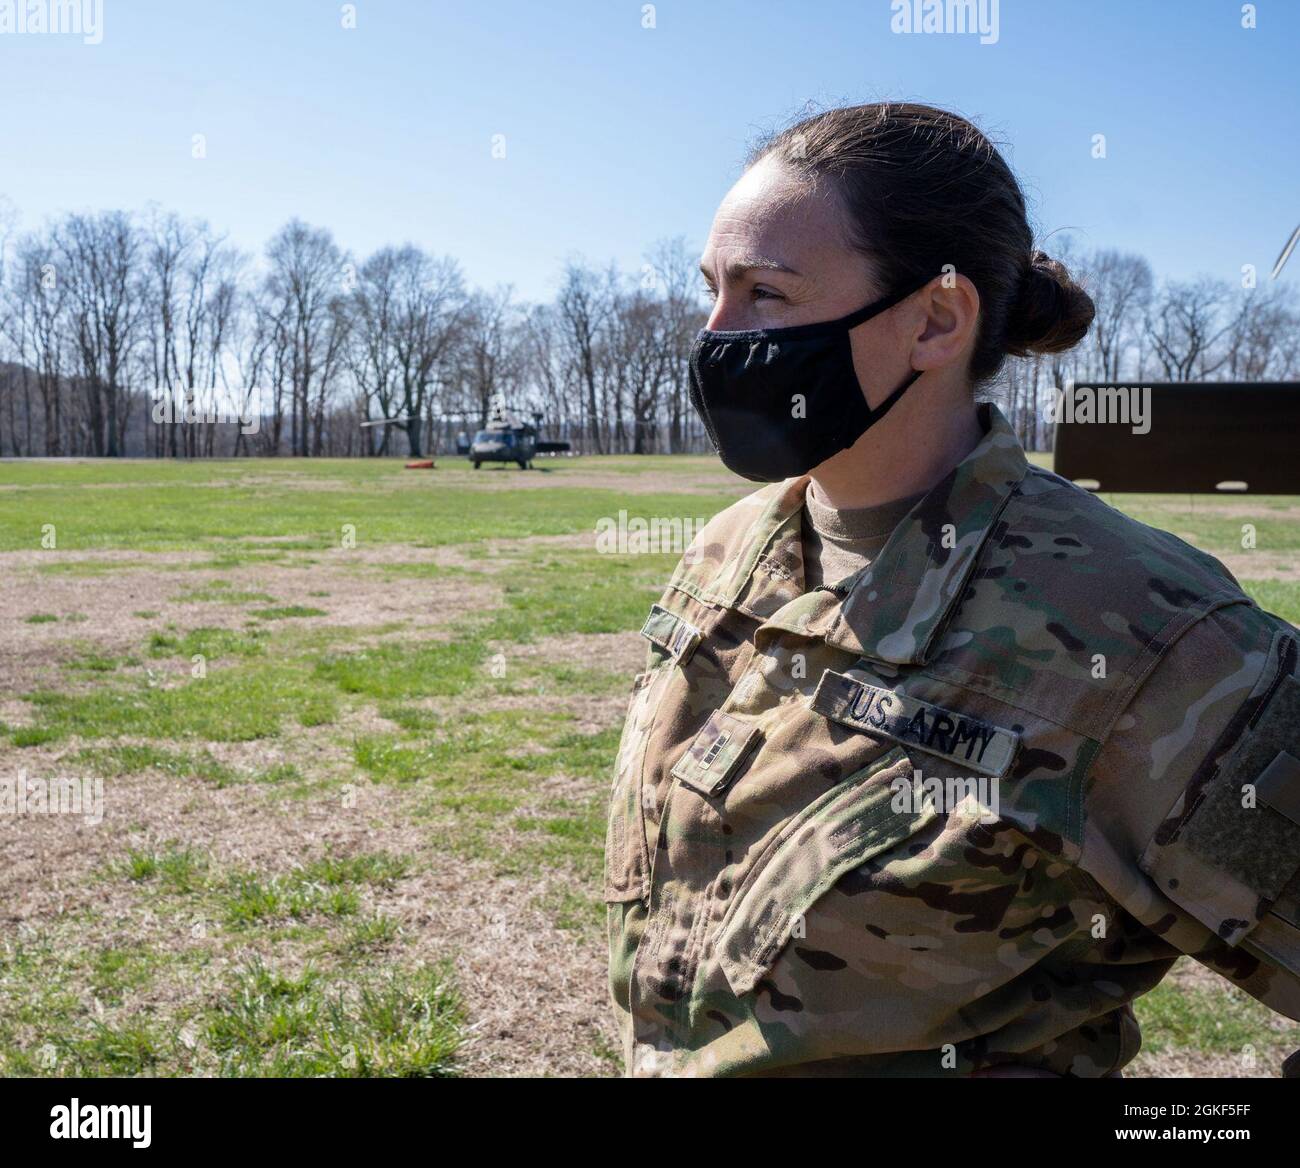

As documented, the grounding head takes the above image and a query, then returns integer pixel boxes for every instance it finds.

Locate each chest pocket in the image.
[712,747,938,995]
[603,604,703,904]
[1140,634,1300,953]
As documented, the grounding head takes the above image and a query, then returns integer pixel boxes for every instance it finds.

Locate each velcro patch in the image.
[812,670,1019,778]
[670,710,762,797]
[640,604,702,665]
[1256,750,1300,827]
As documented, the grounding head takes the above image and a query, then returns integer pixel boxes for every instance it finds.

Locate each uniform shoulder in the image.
[932,465,1260,742]
[1006,464,1249,605]
[1080,584,1300,1001]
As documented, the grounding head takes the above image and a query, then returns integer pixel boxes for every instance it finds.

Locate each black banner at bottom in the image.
[5,1074,1294,1155]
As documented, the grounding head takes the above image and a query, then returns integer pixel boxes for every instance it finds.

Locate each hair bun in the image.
[1004,249,1095,356]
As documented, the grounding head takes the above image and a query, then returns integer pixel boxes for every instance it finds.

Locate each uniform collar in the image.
[688,403,1030,667]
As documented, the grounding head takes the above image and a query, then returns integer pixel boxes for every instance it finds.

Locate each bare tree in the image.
[139,212,247,457]
[644,237,708,451]
[239,285,289,455]
[557,261,615,453]
[4,228,68,455]
[1144,277,1241,381]
[1087,249,1153,381]
[451,286,519,428]
[262,219,347,456]
[348,245,465,456]
[1223,284,1295,381]
[607,286,675,453]
[55,211,145,456]
[519,303,576,445]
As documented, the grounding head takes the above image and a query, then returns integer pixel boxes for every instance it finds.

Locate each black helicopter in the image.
[461,405,571,469]
[360,400,570,469]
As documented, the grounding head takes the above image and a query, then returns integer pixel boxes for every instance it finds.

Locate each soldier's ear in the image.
[910,274,980,374]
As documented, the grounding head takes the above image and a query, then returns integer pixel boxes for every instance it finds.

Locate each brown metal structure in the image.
[1053,382,1300,494]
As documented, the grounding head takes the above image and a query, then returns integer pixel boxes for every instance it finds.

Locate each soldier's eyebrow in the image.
[700,256,801,283]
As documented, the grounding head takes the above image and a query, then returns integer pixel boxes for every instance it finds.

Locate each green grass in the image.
[148,626,268,660]
[15,616,447,748]
[221,875,361,927]
[204,957,463,1077]
[21,658,338,744]
[377,704,443,732]
[252,605,327,620]
[1133,972,1296,1072]
[74,743,302,787]
[218,850,409,928]
[483,550,673,643]
[0,940,463,1077]
[110,843,210,893]
[317,639,483,700]
[88,947,157,1005]
[0,455,738,552]
[12,725,59,747]
[67,652,134,673]
[171,581,277,604]
[298,850,410,888]
[342,914,403,953]
[1240,579,1300,626]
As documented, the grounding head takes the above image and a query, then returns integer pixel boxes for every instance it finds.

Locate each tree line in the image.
[0,207,1296,458]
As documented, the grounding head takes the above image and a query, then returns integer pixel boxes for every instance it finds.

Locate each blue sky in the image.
[0,0,1295,300]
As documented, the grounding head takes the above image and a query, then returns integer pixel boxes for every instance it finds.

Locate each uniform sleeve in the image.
[1080,598,1300,1033]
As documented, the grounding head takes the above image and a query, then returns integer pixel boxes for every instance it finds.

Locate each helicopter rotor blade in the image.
[1271,224,1300,280]
[359,416,414,428]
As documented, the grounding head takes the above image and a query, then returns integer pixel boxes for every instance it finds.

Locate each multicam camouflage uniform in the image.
[605,403,1300,1077]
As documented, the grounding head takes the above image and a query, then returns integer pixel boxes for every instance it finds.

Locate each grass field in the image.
[1,452,1297,1077]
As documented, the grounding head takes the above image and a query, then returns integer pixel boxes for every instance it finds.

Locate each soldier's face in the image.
[697,155,924,416]
[699,155,879,332]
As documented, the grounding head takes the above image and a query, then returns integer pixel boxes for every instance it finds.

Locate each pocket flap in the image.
[640,603,702,665]
[715,750,936,995]
[670,710,762,797]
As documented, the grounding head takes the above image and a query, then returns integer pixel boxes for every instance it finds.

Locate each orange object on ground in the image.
[404,460,435,469]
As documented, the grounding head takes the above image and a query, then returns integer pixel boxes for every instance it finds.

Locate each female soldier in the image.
[605,102,1300,1077]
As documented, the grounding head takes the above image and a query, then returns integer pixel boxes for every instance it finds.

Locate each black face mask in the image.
[688,279,928,482]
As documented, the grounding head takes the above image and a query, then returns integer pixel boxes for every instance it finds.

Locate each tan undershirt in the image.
[801,486,927,591]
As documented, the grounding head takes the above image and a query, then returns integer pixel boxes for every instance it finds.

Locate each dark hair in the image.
[750,102,1095,384]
